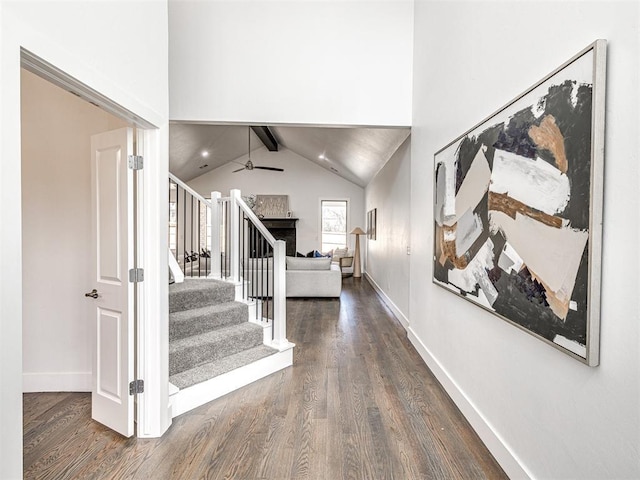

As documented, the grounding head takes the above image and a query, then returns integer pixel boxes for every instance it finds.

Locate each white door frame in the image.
[20,49,171,438]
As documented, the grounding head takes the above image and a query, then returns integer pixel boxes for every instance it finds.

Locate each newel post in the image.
[229,189,241,283]
[209,191,221,279]
[272,240,288,347]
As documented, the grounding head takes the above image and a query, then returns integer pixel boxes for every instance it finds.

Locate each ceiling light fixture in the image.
[201,150,209,157]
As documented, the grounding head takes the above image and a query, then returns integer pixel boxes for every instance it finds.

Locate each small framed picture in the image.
[367,209,377,240]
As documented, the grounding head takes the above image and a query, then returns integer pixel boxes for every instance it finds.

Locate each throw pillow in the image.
[286,256,331,270]
[333,247,348,258]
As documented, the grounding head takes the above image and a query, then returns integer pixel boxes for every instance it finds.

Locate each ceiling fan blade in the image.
[254,166,284,172]
[232,167,246,173]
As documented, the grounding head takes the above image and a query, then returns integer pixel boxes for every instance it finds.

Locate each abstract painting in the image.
[433,40,606,365]
[254,195,289,218]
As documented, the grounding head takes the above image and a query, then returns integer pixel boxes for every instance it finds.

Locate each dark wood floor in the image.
[24,277,507,480]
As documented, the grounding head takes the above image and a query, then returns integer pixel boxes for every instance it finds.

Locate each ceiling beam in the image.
[251,126,279,152]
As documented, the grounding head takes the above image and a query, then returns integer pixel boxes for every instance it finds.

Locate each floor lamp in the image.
[350,227,365,278]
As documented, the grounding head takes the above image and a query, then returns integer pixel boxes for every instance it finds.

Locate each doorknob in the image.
[85,289,99,299]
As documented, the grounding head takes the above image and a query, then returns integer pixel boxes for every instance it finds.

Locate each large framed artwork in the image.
[253,194,289,218]
[433,40,606,366]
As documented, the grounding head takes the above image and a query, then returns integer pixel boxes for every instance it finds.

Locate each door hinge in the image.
[128,155,144,170]
[129,268,144,283]
[129,379,144,395]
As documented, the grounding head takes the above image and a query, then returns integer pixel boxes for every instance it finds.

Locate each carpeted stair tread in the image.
[169,278,235,313]
[170,322,264,376]
[170,301,248,341]
[168,277,276,392]
[169,344,279,389]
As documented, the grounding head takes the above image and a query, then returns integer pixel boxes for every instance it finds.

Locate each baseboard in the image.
[23,372,91,392]
[363,272,409,329]
[170,347,294,418]
[406,327,531,479]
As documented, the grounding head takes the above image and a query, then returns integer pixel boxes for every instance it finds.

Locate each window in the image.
[321,200,348,252]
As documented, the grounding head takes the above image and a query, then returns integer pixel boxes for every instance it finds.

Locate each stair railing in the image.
[167,175,289,348]
[168,173,214,281]
[213,189,288,348]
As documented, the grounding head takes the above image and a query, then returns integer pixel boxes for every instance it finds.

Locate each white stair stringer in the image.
[169,342,294,418]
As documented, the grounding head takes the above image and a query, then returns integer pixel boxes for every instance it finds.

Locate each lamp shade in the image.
[350,227,366,235]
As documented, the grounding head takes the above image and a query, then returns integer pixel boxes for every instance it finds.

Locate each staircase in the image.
[169,279,277,389]
[167,178,294,418]
[168,278,293,417]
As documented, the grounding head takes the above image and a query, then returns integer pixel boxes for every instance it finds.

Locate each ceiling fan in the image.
[233,127,284,173]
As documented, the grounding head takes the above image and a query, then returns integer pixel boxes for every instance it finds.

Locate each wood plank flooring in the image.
[23,277,507,479]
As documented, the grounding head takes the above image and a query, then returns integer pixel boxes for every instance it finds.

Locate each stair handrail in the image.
[169,172,212,207]
[229,189,289,349]
[230,190,276,244]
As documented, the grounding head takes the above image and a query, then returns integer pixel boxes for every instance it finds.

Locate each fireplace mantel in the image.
[260,218,298,230]
[252,217,298,256]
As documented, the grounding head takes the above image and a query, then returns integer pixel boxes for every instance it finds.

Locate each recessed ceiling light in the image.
[199,164,209,169]
[318,154,325,160]
[201,150,209,158]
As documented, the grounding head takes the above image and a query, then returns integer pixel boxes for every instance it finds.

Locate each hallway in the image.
[23,278,506,479]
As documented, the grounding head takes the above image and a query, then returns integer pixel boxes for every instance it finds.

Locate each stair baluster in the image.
[168,174,212,280]
[168,175,291,354]
[167,177,294,417]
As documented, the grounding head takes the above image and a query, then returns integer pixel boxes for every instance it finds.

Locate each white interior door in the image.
[89,127,134,437]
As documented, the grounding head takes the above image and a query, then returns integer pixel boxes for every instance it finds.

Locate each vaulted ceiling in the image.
[169,124,411,188]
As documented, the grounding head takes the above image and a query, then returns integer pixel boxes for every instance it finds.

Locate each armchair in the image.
[338,256,354,277]
[331,247,354,277]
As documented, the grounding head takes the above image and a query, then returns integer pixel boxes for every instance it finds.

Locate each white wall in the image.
[364,136,411,326]
[21,69,126,392]
[410,2,639,479]
[168,0,413,126]
[187,147,365,255]
[0,2,169,477]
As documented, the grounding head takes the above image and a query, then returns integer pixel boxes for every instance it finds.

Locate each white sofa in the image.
[285,256,342,297]
[243,256,342,298]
